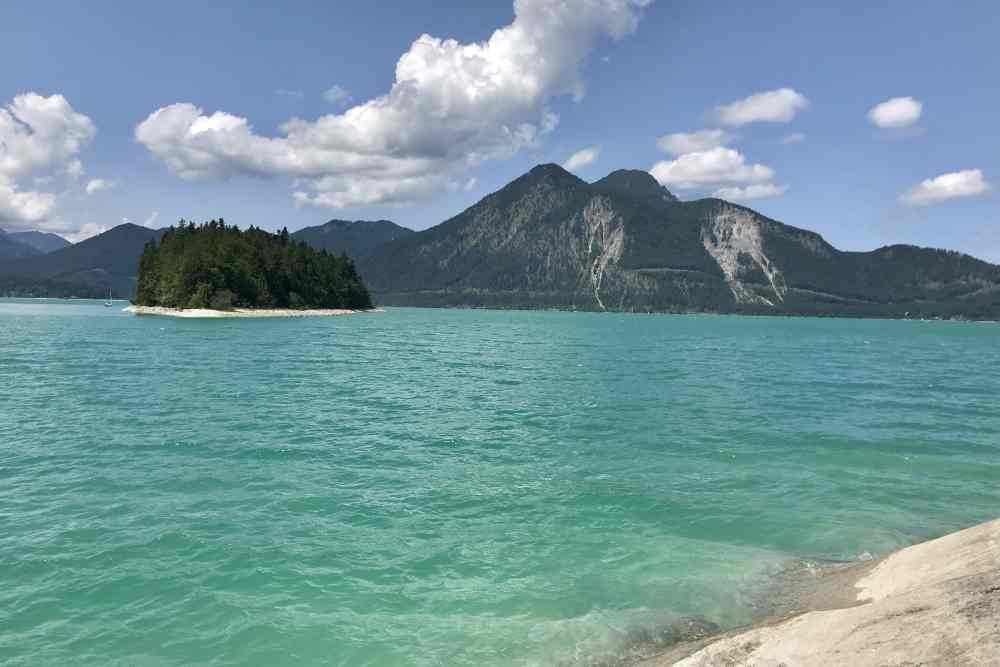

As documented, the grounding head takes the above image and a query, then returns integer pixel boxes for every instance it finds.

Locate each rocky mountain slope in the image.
[358,164,1000,318]
[291,219,414,261]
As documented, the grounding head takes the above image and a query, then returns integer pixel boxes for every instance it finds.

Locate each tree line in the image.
[134,219,373,310]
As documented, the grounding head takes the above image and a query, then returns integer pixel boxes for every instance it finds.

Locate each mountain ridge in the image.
[291,219,414,260]
[8,230,72,253]
[0,229,43,261]
[355,163,999,318]
[0,223,165,297]
[2,164,997,316]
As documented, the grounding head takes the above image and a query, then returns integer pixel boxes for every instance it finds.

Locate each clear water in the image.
[1,299,998,666]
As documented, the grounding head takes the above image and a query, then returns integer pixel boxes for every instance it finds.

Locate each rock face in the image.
[701,205,787,306]
[358,164,1000,318]
[643,518,1000,667]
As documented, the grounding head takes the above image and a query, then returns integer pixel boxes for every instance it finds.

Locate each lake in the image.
[1,300,998,665]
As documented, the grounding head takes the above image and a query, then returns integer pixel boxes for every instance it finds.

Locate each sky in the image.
[0,0,997,260]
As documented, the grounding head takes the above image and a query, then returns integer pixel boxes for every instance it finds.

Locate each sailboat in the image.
[104,288,113,307]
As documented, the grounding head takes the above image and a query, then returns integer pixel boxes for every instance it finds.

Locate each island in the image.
[127,219,374,317]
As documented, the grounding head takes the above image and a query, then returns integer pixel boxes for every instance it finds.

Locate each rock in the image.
[639,519,1000,666]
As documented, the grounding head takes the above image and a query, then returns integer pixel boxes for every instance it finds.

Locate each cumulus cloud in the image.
[0,93,96,227]
[649,147,775,190]
[781,132,805,145]
[899,169,991,206]
[716,88,809,126]
[656,129,732,155]
[563,146,600,171]
[63,222,110,243]
[868,96,922,129]
[321,85,353,107]
[0,183,56,224]
[85,178,117,195]
[713,183,788,200]
[136,0,652,209]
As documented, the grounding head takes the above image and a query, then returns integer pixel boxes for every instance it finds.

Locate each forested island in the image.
[133,220,373,311]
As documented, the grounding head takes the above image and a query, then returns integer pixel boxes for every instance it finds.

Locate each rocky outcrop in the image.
[701,204,787,306]
[582,196,626,310]
[639,519,1000,667]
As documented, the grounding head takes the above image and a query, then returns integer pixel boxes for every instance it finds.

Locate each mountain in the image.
[359,164,1000,318]
[592,168,679,205]
[291,219,414,260]
[0,230,43,261]
[0,223,165,298]
[8,230,72,253]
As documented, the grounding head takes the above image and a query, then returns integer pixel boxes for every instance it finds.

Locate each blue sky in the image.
[0,0,997,260]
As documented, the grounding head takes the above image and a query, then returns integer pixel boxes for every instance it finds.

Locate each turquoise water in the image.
[1,300,998,666]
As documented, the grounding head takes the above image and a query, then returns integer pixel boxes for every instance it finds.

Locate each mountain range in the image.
[0,228,72,260]
[356,165,1000,318]
[0,224,162,297]
[2,164,998,317]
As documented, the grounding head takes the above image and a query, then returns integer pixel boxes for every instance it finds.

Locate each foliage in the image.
[291,219,414,260]
[134,219,373,310]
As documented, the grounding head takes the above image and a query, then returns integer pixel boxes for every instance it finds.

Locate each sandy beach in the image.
[637,518,1000,666]
[123,305,380,318]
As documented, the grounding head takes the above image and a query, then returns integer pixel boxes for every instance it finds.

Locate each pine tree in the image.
[132,220,373,310]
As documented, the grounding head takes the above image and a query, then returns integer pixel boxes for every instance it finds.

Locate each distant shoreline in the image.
[123,305,380,318]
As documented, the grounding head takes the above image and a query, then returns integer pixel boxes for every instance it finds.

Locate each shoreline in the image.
[634,518,999,666]
[1,298,994,322]
[371,301,998,323]
[123,305,381,318]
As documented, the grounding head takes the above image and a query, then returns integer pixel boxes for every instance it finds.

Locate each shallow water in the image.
[1,300,998,666]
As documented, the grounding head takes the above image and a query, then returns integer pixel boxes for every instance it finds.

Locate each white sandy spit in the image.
[123,305,381,318]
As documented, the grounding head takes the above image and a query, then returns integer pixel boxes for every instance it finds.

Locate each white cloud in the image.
[136,0,652,209]
[66,159,84,180]
[63,222,109,243]
[781,132,805,145]
[463,177,478,192]
[656,129,732,155]
[0,93,95,227]
[321,85,353,107]
[563,146,600,171]
[85,178,117,195]
[649,147,775,190]
[713,183,788,200]
[144,211,160,227]
[0,183,56,224]
[868,96,922,129]
[716,88,809,126]
[899,169,991,206]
